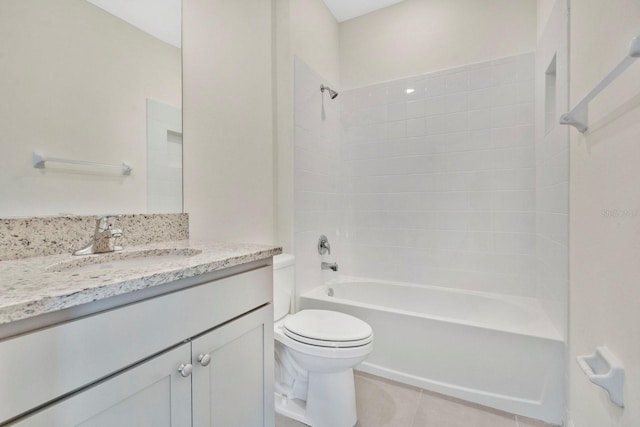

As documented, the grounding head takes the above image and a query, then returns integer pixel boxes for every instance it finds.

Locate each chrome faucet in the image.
[74,215,123,255]
[321,262,338,272]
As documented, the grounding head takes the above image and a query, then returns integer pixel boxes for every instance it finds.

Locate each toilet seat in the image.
[284,329,373,348]
[283,310,373,348]
[275,318,373,360]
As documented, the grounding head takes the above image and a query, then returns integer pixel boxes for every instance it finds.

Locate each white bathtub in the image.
[299,279,564,424]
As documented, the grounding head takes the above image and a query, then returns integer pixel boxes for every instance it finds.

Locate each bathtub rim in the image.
[302,276,564,343]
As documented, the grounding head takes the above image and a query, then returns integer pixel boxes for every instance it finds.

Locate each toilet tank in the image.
[273,254,295,321]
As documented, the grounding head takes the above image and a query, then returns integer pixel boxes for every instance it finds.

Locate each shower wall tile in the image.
[294,54,539,299]
[340,53,537,297]
[293,58,345,300]
[534,12,569,338]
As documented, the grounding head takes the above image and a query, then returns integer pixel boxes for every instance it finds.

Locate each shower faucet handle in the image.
[318,235,331,255]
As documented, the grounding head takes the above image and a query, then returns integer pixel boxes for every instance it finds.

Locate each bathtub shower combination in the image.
[300,279,563,423]
[293,52,568,425]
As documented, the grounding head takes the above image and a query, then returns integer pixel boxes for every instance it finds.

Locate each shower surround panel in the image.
[292,54,563,424]
[293,57,344,298]
[340,53,537,297]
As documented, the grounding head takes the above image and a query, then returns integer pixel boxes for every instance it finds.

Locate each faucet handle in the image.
[318,235,331,255]
[96,215,118,231]
[74,215,123,255]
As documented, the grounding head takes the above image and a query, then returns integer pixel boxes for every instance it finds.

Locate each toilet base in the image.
[275,393,308,425]
[275,368,357,427]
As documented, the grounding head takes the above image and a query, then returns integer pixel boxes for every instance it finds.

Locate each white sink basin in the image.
[48,248,202,274]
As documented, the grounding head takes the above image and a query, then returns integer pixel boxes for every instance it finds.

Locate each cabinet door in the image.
[13,343,192,427]
[192,305,274,427]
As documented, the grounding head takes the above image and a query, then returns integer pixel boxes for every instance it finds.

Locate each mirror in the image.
[0,0,182,217]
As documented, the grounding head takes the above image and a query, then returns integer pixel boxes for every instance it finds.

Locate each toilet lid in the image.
[283,310,372,347]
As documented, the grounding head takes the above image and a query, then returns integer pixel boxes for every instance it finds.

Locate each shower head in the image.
[320,84,338,99]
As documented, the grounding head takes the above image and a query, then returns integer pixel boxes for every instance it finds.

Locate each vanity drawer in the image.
[0,265,272,423]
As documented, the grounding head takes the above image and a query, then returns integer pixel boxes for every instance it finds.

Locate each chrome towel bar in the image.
[560,35,640,133]
[32,152,132,175]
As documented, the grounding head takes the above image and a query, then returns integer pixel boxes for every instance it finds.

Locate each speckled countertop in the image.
[0,240,282,326]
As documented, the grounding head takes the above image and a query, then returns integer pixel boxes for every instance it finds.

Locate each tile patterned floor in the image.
[275,372,554,427]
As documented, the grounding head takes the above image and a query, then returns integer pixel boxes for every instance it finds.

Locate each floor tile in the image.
[516,415,555,427]
[275,412,307,427]
[413,389,517,427]
[275,372,555,427]
[354,372,422,427]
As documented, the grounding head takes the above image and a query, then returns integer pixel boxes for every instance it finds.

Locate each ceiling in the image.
[85,0,405,46]
[322,0,406,22]
[86,0,181,48]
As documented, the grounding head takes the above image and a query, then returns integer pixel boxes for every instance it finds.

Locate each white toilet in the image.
[273,254,373,427]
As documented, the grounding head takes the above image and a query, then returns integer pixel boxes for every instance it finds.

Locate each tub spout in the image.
[321,262,338,272]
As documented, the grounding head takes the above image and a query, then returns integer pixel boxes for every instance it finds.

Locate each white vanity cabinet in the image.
[1,261,275,427]
[13,343,193,427]
[192,306,274,427]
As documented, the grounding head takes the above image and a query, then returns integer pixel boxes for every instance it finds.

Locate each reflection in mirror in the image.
[0,0,182,217]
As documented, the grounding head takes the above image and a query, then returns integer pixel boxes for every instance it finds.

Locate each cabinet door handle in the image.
[178,363,193,378]
[198,353,211,367]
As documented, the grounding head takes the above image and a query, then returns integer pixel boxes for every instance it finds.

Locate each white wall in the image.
[275,0,340,252]
[289,0,340,87]
[536,0,556,40]
[340,54,537,295]
[339,0,537,90]
[183,0,275,243]
[275,0,295,253]
[0,0,180,217]
[568,0,640,425]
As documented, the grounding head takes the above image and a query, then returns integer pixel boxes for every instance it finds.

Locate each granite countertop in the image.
[0,240,282,326]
